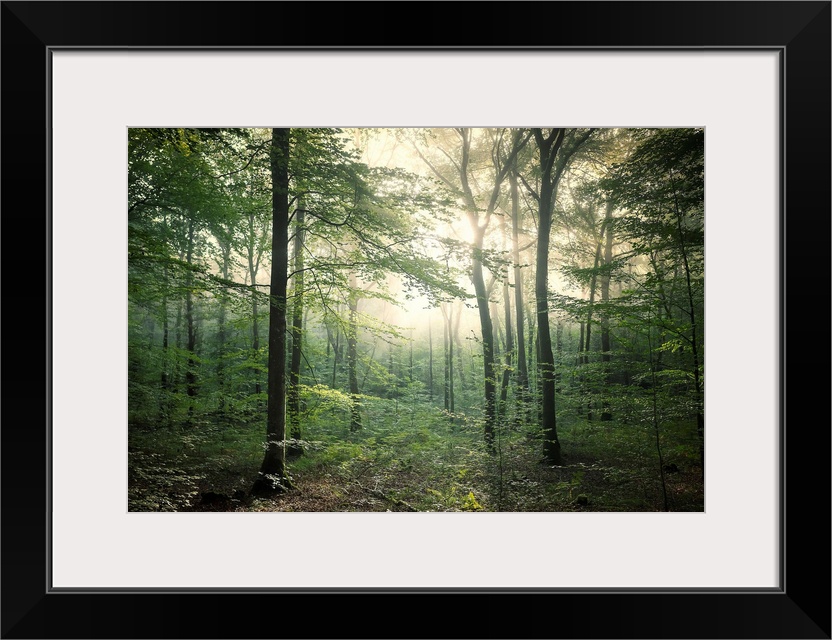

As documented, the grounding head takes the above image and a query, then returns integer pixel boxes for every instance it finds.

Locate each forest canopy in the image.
[128,127,704,512]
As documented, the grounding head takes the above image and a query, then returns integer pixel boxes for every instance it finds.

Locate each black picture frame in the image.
[2,2,829,638]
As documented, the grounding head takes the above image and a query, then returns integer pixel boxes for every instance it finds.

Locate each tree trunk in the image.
[499,232,514,414]
[453,303,465,389]
[532,127,594,458]
[555,320,563,393]
[328,321,341,389]
[532,128,565,465]
[348,274,362,432]
[455,129,496,450]
[600,200,614,421]
[584,238,603,363]
[287,203,305,456]
[161,302,169,387]
[536,195,559,464]
[670,169,704,472]
[160,242,171,426]
[441,303,455,422]
[647,317,670,511]
[251,127,292,497]
[585,238,603,421]
[418,128,529,451]
[217,242,231,413]
[443,306,449,411]
[247,212,262,398]
[471,228,496,450]
[173,299,182,393]
[160,215,171,395]
[509,169,529,405]
[428,321,434,400]
[526,302,538,421]
[185,218,197,421]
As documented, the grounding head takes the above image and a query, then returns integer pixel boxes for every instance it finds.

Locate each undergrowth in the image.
[129,395,703,512]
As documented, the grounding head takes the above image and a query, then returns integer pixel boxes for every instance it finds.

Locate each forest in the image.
[128,126,704,512]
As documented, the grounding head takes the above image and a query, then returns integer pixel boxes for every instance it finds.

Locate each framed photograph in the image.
[3,2,829,638]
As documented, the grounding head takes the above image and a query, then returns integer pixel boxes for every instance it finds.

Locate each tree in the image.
[527,128,595,464]
[128,128,239,424]
[263,128,465,440]
[126,127,705,514]
[441,301,455,420]
[287,199,306,455]
[413,128,530,450]
[498,220,514,415]
[601,127,705,470]
[347,272,363,432]
[508,167,530,411]
[240,163,272,399]
[251,128,292,496]
[599,199,615,421]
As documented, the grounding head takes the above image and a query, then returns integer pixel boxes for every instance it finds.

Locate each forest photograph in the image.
[128,126,704,513]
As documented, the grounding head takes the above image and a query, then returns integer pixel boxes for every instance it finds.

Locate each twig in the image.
[354,482,418,512]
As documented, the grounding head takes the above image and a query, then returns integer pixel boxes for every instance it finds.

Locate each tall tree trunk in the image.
[532,128,565,465]
[647,315,670,511]
[576,319,585,417]
[216,242,231,413]
[584,238,603,421]
[526,302,538,422]
[535,317,544,426]
[185,218,197,421]
[449,311,455,419]
[328,319,341,389]
[417,128,529,451]
[454,129,495,450]
[491,299,502,365]
[471,228,496,450]
[670,169,704,472]
[251,127,291,496]
[173,299,183,393]
[161,300,169,388]
[584,238,603,363]
[428,321,434,400]
[499,229,514,414]
[441,303,455,422]
[600,201,614,421]
[160,244,171,426]
[247,212,262,398]
[288,204,305,456]
[555,320,563,393]
[160,214,171,397]
[453,303,465,389]
[535,201,559,462]
[443,307,449,411]
[348,274,362,432]
[509,170,529,405]
[409,330,414,383]
[531,127,593,461]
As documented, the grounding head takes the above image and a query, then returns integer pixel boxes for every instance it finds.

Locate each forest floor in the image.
[188,449,704,513]
[130,398,704,513]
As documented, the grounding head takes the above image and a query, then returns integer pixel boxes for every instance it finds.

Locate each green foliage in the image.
[127,127,704,513]
[461,491,484,511]
[299,384,353,415]
[128,451,204,511]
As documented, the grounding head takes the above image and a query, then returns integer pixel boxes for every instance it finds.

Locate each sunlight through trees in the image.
[128,127,704,512]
